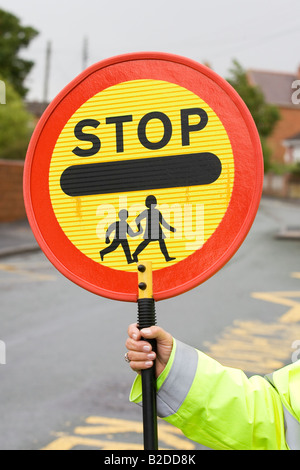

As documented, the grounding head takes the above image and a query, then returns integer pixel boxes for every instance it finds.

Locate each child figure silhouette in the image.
[132,195,176,263]
[100,209,141,264]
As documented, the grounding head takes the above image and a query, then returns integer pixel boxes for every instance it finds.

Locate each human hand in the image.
[125,324,173,378]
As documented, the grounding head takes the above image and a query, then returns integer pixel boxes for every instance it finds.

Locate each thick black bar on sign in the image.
[60,152,222,197]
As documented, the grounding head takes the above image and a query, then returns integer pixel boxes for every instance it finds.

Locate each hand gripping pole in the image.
[137,261,158,450]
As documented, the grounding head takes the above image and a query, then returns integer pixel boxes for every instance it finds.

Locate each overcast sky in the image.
[1,0,299,101]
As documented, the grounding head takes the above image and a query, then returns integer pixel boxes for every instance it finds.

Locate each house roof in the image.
[247,69,299,108]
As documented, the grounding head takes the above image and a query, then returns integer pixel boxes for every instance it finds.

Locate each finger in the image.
[127,350,156,363]
[130,359,154,372]
[125,337,154,353]
[127,323,142,341]
[125,335,157,373]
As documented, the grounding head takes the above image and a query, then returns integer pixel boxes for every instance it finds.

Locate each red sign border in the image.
[23,52,263,302]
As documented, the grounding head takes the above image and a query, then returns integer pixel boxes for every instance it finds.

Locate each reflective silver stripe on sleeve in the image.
[265,372,300,450]
[157,340,198,418]
[283,406,300,450]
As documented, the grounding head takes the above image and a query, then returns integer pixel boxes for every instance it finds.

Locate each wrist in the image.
[156,338,176,389]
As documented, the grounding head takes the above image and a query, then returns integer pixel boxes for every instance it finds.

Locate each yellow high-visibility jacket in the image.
[130,339,300,450]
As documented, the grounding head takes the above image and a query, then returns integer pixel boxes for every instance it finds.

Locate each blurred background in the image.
[0,0,300,451]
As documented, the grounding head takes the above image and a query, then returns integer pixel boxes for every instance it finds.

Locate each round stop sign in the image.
[24,52,263,302]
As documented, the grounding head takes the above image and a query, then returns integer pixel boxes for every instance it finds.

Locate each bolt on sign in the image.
[24,52,263,302]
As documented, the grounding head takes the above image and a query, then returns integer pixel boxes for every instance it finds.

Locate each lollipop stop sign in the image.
[23,52,263,450]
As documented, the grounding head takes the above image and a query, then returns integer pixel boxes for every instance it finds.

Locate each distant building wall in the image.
[0,160,26,222]
[247,68,300,165]
[263,172,300,199]
[267,107,300,164]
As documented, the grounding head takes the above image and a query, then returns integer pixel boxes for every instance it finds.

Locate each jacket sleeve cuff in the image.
[129,338,177,406]
[129,338,198,419]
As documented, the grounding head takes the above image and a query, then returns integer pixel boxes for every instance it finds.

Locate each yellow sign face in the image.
[49,79,234,272]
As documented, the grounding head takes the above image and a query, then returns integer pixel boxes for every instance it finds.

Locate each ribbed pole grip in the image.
[137,298,156,329]
[136,262,158,450]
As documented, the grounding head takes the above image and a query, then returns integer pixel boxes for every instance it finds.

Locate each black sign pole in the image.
[137,262,158,450]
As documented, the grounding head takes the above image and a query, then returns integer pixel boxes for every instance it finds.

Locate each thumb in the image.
[140,326,172,344]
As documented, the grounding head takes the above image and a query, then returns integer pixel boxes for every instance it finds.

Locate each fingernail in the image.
[145,361,153,367]
[143,345,151,352]
[132,333,138,340]
[141,328,151,336]
[147,352,155,359]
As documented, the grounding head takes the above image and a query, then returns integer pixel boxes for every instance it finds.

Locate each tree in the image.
[0,76,34,159]
[0,8,38,98]
[226,60,280,172]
